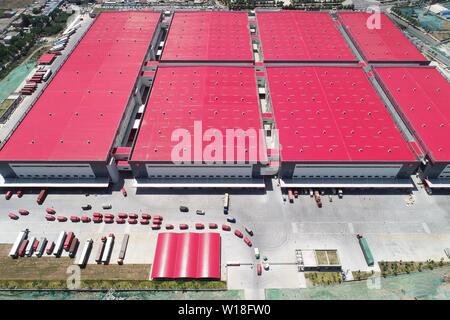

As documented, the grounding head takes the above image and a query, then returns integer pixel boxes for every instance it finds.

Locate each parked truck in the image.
[63,232,74,251]
[53,231,66,257]
[95,237,107,264]
[36,189,48,205]
[224,193,230,213]
[117,234,129,265]
[9,229,29,258]
[36,237,47,257]
[357,234,374,266]
[68,238,79,258]
[77,239,93,268]
[101,233,115,265]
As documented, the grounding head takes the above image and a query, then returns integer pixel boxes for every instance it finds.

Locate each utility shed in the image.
[374,66,450,183]
[267,66,419,188]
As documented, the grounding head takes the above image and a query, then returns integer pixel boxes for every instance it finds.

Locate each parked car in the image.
[128,219,137,224]
[140,219,149,225]
[118,213,128,219]
[209,223,218,229]
[195,223,204,230]
[196,210,205,215]
[244,237,252,247]
[93,212,103,218]
[19,209,30,215]
[245,226,254,236]
[104,218,114,224]
[81,216,91,223]
[57,216,67,222]
[165,224,174,230]
[227,217,236,223]
[16,190,24,198]
[46,208,56,214]
[256,263,262,275]
[263,262,270,270]
[179,224,189,230]
[141,213,151,220]
[102,203,112,210]
[151,224,161,230]
[93,217,103,223]
[8,213,19,220]
[179,206,189,212]
[70,216,80,222]
[152,219,162,225]
[222,224,231,231]
[104,213,114,219]
[45,214,55,221]
[234,230,243,238]
[153,215,163,221]
[128,213,138,219]
[116,218,126,224]
[81,204,92,210]
[5,191,13,200]
[254,248,260,259]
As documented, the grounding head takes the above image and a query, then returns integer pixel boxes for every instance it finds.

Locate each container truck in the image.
[224,193,230,213]
[53,231,66,257]
[36,189,48,205]
[42,69,52,82]
[9,229,29,258]
[95,237,107,264]
[68,238,79,258]
[101,233,115,264]
[117,234,129,265]
[50,44,65,52]
[63,232,74,251]
[287,189,294,203]
[36,237,47,257]
[25,238,34,257]
[18,240,29,257]
[357,234,374,266]
[77,239,93,268]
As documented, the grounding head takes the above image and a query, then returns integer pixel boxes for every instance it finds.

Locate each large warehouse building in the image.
[338,12,429,64]
[130,66,268,188]
[267,66,420,188]
[374,66,450,187]
[161,11,253,62]
[0,11,162,187]
[256,11,357,62]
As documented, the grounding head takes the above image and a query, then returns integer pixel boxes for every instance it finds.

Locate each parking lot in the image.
[1,177,450,291]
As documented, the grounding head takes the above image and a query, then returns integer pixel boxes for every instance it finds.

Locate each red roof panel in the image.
[267,66,416,163]
[374,66,450,163]
[256,11,356,62]
[338,12,427,63]
[161,11,253,62]
[37,53,56,65]
[0,12,161,162]
[131,66,266,163]
[151,232,221,279]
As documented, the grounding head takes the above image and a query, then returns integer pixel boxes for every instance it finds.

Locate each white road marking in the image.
[291,222,298,234]
[422,222,431,234]
[348,223,355,234]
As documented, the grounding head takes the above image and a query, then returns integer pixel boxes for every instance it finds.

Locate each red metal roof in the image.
[37,53,56,65]
[338,12,427,63]
[267,66,417,163]
[256,11,356,62]
[151,232,221,279]
[131,66,266,163]
[161,11,253,62]
[0,12,161,162]
[374,66,450,163]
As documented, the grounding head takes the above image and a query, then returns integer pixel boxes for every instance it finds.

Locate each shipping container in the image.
[9,229,29,258]
[77,239,93,268]
[117,234,129,265]
[53,231,66,257]
[25,238,34,256]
